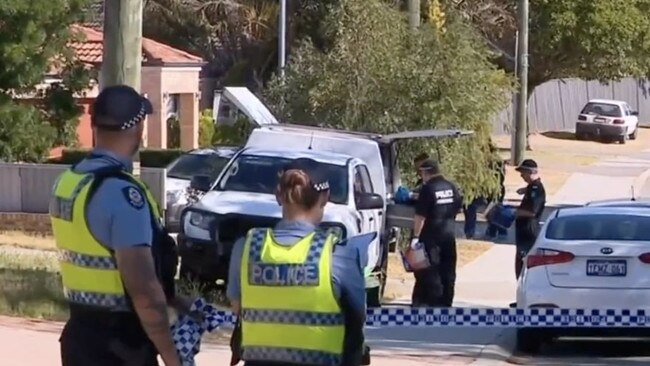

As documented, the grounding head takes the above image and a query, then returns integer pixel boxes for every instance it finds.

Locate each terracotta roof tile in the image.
[68,25,204,66]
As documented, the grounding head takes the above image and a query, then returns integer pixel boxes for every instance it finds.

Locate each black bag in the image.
[230,320,242,365]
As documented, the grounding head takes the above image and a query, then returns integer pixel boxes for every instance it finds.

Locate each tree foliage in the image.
[144,0,280,88]
[444,0,650,88]
[265,0,512,200]
[0,0,90,162]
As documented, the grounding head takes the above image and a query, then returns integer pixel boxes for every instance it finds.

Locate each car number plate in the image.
[594,117,606,123]
[586,259,627,277]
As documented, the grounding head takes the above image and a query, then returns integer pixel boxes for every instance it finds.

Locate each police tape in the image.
[213,307,650,328]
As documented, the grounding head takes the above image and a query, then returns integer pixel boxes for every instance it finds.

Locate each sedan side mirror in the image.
[356,192,384,210]
[632,111,639,116]
[190,175,212,192]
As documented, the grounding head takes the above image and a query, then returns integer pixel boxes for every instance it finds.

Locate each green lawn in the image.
[0,251,68,321]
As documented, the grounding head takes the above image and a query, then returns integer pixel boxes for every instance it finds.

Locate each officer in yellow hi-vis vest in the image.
[226,158,374,366]
[50,85,187,366]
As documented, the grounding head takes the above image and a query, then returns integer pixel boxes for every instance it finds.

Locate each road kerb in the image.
[470,327,516,365]
[632,167,650,198]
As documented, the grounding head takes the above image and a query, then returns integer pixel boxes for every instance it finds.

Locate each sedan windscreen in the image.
[217,155,349,204]
[167,154,230,182]
[580,103,623,118]
[546,214,650,241]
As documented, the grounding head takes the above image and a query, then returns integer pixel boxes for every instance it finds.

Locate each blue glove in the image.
[394,186,411,203]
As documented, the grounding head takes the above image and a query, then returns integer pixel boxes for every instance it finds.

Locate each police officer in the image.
[514,159,546,279]
[50,85,187,366]
[226,158,371,366]
[411,159,463,307]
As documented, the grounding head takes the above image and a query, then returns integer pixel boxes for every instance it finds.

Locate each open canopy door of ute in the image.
[222,87,279,126]
[381,128,474,229]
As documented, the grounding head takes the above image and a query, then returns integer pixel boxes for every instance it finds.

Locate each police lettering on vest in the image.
[250,263,320,286]
[435,189,454,204]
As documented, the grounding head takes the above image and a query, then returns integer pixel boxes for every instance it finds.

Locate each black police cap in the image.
[283,158,330,192]
[418,159,440,174]
[515,159,538,172]
[91,85,153,131]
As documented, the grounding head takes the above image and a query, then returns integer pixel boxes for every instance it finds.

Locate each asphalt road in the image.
[509,338,650,365]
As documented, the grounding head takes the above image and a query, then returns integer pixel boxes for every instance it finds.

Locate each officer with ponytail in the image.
[50,85,189,366]
[227,158,373,366]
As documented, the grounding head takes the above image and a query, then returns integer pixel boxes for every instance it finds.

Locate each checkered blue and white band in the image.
[213,307,650,328]
[172,299,650,366]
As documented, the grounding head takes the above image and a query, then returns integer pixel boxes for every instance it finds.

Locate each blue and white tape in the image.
[213,307,650,328]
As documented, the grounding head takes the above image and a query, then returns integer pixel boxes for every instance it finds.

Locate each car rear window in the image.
[580,102,623,117]
[546,214,650,241]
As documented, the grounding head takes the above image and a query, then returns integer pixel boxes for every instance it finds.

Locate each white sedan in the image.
[575,99,639,144]
[516,204,650,353]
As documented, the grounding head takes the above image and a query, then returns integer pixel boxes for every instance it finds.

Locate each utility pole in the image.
[102,0,143,91]
[513,0,529,166]
[510,31,519,163]
[278,0,287,79]
[408,0,421,31]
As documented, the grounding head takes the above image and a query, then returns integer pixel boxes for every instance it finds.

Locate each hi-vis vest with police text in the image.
[240,228,345,365]
[49,168,161,311]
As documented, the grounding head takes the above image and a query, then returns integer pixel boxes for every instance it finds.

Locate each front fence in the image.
[0,163,167,213]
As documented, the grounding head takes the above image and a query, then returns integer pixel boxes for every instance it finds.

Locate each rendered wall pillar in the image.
[141,67,166,148]
[179,92,199,149]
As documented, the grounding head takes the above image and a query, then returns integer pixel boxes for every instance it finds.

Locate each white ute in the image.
[177,88,472,306]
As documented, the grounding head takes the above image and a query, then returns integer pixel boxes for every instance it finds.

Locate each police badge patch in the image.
[122,186,145,209]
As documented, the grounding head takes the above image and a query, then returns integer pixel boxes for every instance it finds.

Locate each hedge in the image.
[50,148,184,168]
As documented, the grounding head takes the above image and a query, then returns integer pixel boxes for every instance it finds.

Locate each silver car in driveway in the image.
[165,145,240,232]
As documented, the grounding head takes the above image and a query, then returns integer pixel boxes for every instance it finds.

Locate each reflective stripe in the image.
[241,309,344,326]
[49,174,94,221]
[63,288,129,310]
[59,250,117,270]
[249,228,329,264]
[243,346,341,366]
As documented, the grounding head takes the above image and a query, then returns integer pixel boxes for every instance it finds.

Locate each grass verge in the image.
[0,231,494,322]
[384,239,494,301]
[0,249,66,321]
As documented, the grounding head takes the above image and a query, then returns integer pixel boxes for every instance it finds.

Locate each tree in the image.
[445,0,650,91]
[0,0,90,162]
[144,0,280,88]
[0,98,56,163]
[264,0,512,200]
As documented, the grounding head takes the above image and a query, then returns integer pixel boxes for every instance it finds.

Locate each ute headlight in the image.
[188,211,215,230]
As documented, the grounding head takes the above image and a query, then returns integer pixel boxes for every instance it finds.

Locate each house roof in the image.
[69,25,205,67]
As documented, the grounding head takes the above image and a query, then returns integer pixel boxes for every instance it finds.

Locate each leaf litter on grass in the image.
[0,250,67,321]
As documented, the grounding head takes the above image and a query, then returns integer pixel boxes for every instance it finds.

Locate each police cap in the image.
[91,85,153,131]
[418,159,440,175]
[283,158,330,192]
[515,159,538,173]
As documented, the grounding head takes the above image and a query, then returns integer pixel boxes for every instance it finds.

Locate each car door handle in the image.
[378,212,383,216]
[369,217,374,222]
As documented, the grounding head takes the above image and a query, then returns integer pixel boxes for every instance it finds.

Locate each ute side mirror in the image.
[356,192,384,210]
[190,175,212,192]
[631,111,639,116]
